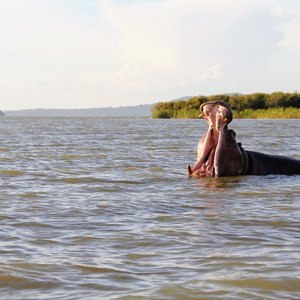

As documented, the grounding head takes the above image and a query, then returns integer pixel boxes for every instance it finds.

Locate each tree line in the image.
[151,92,300,118]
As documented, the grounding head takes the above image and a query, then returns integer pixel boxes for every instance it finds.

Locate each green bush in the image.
[151,92,300,118]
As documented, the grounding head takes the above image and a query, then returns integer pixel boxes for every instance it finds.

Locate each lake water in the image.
[0,117,300,300]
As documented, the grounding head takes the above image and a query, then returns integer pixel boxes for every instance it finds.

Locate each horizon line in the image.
[2,103,155,112]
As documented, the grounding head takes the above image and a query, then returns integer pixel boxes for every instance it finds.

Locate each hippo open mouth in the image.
[188,101,240,177]
[188,101,300,177]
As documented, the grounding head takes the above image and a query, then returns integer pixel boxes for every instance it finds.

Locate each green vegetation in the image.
[151,92,300,119]
[234,107,300,119]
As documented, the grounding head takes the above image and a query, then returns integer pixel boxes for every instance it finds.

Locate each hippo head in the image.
[188,101,245,177]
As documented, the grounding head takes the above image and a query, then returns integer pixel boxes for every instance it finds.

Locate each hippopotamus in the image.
[188,101,300,177]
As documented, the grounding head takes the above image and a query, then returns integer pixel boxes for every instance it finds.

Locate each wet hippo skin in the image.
[188,101,300,177]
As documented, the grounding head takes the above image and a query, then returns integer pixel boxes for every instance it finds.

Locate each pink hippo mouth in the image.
[188,101,233,177]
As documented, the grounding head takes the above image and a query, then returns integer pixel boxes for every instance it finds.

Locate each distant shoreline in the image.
[3,104,153,117]
[151,92,300,119]
[155,108,300,119]
[3,92,300,119]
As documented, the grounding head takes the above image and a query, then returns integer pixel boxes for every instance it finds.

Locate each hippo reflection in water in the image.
[188,101,300,177]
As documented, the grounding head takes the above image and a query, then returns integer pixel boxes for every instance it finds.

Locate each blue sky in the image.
[1,0,300,109]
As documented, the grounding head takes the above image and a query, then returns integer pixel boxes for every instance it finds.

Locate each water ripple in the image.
[0,118,300,299]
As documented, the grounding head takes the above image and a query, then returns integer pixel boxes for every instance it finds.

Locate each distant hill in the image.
[3,97,195,117]
[4,104,153,117]
[0,111,4,116]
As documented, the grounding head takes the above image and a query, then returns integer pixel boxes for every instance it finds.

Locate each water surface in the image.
[0,117,300,299]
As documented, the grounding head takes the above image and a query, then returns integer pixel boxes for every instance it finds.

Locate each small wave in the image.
[62,177,82,184]
[61,154,81,160]
[62,177,118,184]
[0,273,59,289]
[14,221,57,229]
[0,170,24,176]
[75,264,129,274]
[19,192,43,198]
[47,176,145,185]
[213,277,300,292]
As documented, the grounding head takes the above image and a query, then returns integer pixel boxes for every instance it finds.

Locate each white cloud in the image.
[99,0,285,93]
[280,19,300,51]
[0,0,299,109]
[200,64,221,81]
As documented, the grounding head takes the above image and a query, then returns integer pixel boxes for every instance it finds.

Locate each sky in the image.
[1,0,300,110]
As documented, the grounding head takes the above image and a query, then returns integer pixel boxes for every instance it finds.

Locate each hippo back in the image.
[246,151,300,175]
